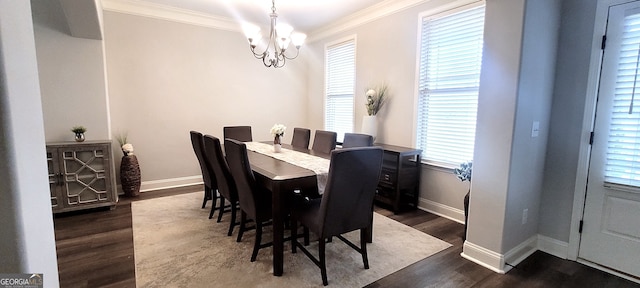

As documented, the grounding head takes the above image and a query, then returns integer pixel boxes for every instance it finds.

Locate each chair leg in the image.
[237,211,246,242]
[304,227,310,246]
[360,229,369,269]
[251,222,263,262]
[227,202,237,236]
[291,219,298,253]
[216,196,226,222]
[201,186,210,208]
[319,238,328,286]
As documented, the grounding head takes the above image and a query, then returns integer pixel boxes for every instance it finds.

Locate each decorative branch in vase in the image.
[362,84,389,140]
[117,133,141,197]
[270,124,286,153]
[454,161,472,241]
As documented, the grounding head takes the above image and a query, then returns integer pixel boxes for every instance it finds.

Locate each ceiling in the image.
[114,0,389,33]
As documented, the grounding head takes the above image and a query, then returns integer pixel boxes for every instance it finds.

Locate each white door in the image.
[581,0,640,278]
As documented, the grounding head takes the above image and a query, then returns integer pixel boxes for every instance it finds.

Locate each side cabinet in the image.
[374,144,422,214]
[47,141,117,213]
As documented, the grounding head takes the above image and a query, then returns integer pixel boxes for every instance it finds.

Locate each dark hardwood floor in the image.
[53,186,640,287]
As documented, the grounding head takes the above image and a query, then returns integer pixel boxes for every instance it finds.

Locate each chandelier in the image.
[243,0,306,68]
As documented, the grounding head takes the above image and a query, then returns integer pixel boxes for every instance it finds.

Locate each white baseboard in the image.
[139,175,202,192]
[504,235,538,268]
[418,197,465,224]
[461,241,509,273]
[537,235,568,259]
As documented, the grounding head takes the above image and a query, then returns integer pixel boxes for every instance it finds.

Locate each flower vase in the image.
[361,115,377,141]
[274,135,282,153]
[121,154,141,197]
[75,132,85,142]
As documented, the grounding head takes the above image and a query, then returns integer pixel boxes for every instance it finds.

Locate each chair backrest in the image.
[342,133,374,148]
[291,128,311,149]
[224,126,253,142]
[190,131,214,189]
[224,139,260,220]
[203,135,237,202]
[311,130,337,154]
[318,147,383,237]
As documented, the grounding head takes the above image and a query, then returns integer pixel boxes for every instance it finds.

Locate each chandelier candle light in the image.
[243,0,306,68]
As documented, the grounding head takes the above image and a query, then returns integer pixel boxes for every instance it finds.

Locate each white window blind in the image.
[325,39,355,142]
[605,13,640,187]
[415,4,485,167]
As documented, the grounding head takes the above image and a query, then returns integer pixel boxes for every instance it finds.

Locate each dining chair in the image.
[189,131,218,217]
[342,133,374,148]
[291,127,311,149]
[311,130,337,154]
[203,135,240,236]
[224,138,274,262]
[223,126,253,142]
[291,147,383,286]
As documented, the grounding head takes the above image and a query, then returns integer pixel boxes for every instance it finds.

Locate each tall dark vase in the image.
[121,155,141,197]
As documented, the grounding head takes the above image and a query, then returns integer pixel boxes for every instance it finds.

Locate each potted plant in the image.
[71,126,87,142]
[270,124,286,153]
[454,161,472,241]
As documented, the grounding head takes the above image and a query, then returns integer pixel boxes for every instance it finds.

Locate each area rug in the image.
[132,192,451,287]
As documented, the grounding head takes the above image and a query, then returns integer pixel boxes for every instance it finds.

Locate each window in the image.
[415,4,485,167]
[325,38,355,142]
[605,12,640,187]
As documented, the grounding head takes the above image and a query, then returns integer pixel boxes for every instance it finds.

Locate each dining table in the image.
[245,143,330,276]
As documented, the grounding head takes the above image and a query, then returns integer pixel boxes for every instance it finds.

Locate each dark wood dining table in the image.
[246,144,328,276]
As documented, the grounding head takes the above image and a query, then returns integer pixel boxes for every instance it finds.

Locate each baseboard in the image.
[138,176,202,192]
[504,235,538,268]
[461,241,508,273]
[537,235,568,259]
[418,197,465,224]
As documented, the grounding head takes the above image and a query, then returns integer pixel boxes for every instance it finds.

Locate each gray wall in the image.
[32,0,110,143]
[103,11,309,186]
[539,0,598,243]
[0,1,59,286]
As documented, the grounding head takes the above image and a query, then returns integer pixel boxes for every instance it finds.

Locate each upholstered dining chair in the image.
[291,127,311,149]
[223,126,253,142]
[189,131,218,217]
[203,135,240,236]
[291,147,383,286]
[311,130,337,154]
[342,133,374,148]
[224,138,274,262]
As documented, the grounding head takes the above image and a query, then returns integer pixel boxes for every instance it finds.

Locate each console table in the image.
[374,144,422,214]
[47,141,117,213]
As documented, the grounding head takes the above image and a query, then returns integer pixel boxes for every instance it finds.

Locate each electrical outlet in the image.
[522,208,528,225]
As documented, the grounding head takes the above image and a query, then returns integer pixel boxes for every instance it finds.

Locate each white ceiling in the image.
[118,0,389,33]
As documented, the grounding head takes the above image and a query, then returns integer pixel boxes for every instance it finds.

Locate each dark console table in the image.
[374,144,422,214]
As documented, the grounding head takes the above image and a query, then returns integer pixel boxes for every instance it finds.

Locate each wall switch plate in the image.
[531,121,540,138]
[522,208,528,225]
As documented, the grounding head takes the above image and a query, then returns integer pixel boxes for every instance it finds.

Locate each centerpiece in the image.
[270,124,286,153]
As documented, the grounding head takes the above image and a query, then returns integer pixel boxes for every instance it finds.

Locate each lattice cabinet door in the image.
[47,141,117,213]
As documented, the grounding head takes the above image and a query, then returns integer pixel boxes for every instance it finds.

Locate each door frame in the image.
[569,0,640,273]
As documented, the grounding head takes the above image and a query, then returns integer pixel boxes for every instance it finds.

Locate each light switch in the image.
[531,121,540,138]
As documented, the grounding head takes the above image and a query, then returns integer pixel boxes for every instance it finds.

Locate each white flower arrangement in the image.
[454,161,472,182]
[270,124,286,137]
[365,85,388,116]
[116,133,135,156]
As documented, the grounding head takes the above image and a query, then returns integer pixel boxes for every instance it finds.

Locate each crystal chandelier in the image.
[243,0,306,68]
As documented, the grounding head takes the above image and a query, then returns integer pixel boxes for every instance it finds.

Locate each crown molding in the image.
[101,0,240,32]
[307,0,430,42]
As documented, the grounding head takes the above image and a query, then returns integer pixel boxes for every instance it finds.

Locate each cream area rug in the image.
[132,192,451,287]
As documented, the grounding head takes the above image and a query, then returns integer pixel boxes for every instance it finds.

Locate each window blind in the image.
[325,39,355,142]
[605,13,640,187]
[415,4,485,167]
